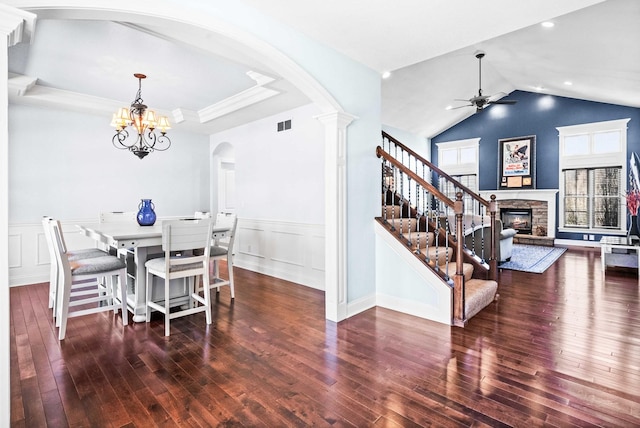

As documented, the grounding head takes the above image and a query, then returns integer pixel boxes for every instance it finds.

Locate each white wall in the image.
[210,104,326,289]
[9,104,210,223]
[5,0,382,324]
[374,222,452,325]
[7,104,211,286]
[211,103,325,224]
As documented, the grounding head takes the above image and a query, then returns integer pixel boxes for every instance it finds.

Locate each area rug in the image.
[499,244,567,273]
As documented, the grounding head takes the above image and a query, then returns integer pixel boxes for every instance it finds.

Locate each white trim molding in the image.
[316,111,357,322]
[557,118,630,235]
[234,218,325,290]
[0,5,37,425]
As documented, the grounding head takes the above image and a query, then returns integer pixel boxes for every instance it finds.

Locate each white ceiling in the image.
[243,0,640,137]
[8,0,640,138]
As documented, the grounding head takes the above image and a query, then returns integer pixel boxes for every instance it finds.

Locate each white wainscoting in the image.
[233,218,325,290]
[8,219,102,287]
[10,217,326,290]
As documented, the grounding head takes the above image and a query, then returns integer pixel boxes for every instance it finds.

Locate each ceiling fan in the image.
[453,51,517,112]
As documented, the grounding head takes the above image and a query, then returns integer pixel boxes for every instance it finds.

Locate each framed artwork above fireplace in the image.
[498,135,536,189]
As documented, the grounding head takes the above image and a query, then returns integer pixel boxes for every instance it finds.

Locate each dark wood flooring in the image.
[10,248,640,427]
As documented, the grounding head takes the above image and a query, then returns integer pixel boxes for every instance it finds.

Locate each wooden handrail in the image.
[382,131,490,210]
[378,132,501,326]
[376,146,455,209]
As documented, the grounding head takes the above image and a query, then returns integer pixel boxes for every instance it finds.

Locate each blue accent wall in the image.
[432,90,640,241]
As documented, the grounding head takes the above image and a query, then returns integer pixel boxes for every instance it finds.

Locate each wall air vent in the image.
[277,119,292,132]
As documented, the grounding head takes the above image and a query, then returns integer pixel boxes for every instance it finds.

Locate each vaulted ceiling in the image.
[8,0,640,138]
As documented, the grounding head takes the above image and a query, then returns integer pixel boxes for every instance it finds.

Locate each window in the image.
[558,119,630,233]
[563,167,620,229]
[436,138,479,213]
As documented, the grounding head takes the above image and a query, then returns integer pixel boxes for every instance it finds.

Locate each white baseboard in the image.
[376,293,450,325]
[234,257,324,290]
[346,293,376,318]
[554,238,600,248]
[233,218,325,290]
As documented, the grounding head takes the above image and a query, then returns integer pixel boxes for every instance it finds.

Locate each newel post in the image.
[453,192,465,326]
[489,195,498,280]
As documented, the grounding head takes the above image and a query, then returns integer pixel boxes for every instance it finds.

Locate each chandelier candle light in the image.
[111,73,172,159]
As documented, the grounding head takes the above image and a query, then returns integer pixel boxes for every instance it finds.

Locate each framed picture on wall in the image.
[498,135,536,189]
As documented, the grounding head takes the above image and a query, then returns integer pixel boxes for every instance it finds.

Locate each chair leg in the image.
[55,269,65,327]
[58,277,72,340]
[203,266,212,325]
[108,274,117,316]
[145,270,152,323]
[118,269,128,326]
[213,260,220,294]
[164,276,171,337]
[48,263,57,310]
[228,257,235,300]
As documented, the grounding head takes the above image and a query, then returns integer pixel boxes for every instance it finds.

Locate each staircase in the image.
[376,131,499,326]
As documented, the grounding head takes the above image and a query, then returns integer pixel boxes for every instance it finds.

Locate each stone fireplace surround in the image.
[478,190,559,238]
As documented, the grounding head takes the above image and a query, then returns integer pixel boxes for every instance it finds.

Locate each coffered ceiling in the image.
[7,0,640,138]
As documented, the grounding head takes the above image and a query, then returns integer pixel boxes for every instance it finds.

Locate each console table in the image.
[600,236,640,274]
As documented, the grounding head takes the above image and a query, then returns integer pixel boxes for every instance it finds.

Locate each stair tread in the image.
[465,279,498,319]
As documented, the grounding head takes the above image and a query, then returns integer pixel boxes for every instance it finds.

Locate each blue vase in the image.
[137,199,156,226]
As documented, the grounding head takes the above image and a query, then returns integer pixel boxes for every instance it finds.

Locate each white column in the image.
[316,111,356,322]
[0,5,36,426]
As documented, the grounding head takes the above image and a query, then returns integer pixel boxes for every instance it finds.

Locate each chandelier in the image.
[110,73,171,159]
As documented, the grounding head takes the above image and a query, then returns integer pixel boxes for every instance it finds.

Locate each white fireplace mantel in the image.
[479,189,559,238]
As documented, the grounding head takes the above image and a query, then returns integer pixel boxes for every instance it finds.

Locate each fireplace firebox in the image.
[501,208,532,235]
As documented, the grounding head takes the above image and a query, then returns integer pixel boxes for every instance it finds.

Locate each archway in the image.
[211,142,235,215]
[1,0,352,325]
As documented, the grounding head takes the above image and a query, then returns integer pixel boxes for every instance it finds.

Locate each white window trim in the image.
[436,138,480,177]
[557,118,630,234]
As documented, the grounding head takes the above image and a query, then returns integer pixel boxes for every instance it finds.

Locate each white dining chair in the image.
[42,216,108,320]
[208,213,238,299]
[50,220,128,340]
[145,218,214,336]
[99,211,137,256]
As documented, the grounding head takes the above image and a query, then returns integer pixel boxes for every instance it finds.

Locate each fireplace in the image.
[501,208,532,235]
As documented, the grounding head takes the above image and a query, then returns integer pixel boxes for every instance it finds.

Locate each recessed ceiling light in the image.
[564,81,573,86]
[541,21,555,28]
[382,71,391,79]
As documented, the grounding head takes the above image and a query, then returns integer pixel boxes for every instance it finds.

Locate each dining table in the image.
[77,220,230,322]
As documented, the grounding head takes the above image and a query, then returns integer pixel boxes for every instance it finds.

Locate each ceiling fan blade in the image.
[489,99,517,105]
[450,104,473,110]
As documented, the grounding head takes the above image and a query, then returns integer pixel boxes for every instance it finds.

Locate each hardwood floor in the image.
[10,248,640,427]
